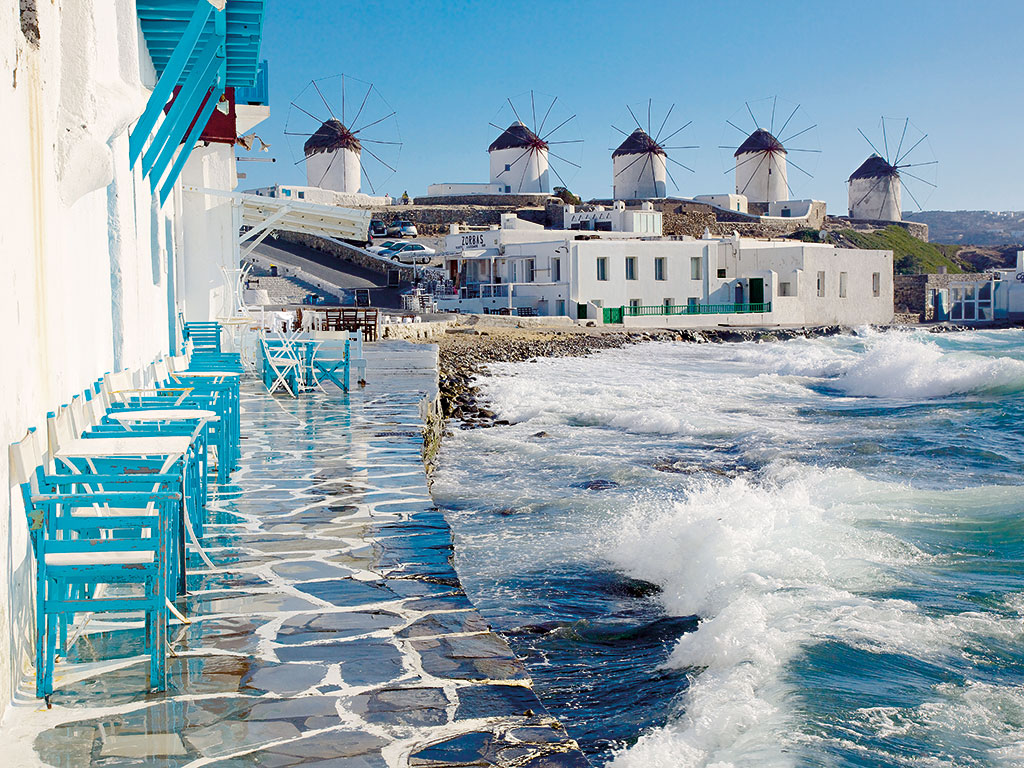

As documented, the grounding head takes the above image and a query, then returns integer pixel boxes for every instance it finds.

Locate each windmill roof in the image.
[489,121,546,152]
[849,154,898,181]
[304,119,361,157]
[734,128,785,157]
[613,128,666,158]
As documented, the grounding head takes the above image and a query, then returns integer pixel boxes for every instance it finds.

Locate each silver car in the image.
[386,220,418,238]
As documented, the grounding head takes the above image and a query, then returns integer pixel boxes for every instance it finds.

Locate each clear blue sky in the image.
[242,0,1024,212]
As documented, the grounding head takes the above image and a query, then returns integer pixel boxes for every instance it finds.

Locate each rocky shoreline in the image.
[437,325,854,429]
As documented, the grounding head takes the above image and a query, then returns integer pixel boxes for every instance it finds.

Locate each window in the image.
[663,297,674,311]
[552,257,561,282]
[778,282,794,297]
[626,257,638,280]
[526,259,535,282]
[297,191,305,199]
[690,257,702,280]
[505,185,512,193]
[511,262,517,282]
[839,272,848,298]
[504,163,511,172]
[655,257,666,281]
[283,188,292,197]
[816,270,826,298]
[872,272,881,297]
[596,257,608,281]
[688,297,699,309]
[629,298,642,311]
[717,268,727,278]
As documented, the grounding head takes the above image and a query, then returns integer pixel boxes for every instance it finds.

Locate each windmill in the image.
[848,117,937,222]
[487,91,582,195]
[610,99,697,199]
[284,74,402,196]
[720,97,820,205]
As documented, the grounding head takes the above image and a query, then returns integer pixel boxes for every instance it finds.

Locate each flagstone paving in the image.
[5,341,588,768]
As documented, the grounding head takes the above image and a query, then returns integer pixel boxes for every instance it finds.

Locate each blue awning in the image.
[137,0,266,88]
[129,0,268,205]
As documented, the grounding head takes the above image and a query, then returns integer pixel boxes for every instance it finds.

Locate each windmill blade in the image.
[896,160,938,169]
[770,96,777,134]
[352,111,396,135]
[547,139,584,145]
[316,147,340,188]
[857,127,884,158]
[548,158,570,191]
[893,117,910,165]
[541,114,576,141]
[359,156,375,195]
[507,96,526,127]
[311,80,336,121]
[785,148,822,153]
[650,149,660,193]
[739,153,768,196]
[895,133,928,166]
[772,153,795,199]
[658,120,692,145]
[667,155,694,173]
[787,157,814,178]
[727,151,766,175]
[777,104,800,138]
[663,145,699,150]
[635,153,652,192]
[611,124,630,137]
[537,95,557,135]
[284,131,315,136]
[666,165,680,192]
[780,124,816,145]
[614,153,647,178]
[745,101,759,130]
[898,169,937,188]
[547,149,581,169]
[902,179,926,212]
[654,103,675,143]
[290,102,326,124]
[350,82,374,133]
[878,177,890,219]
[726,120,749,136]
[854,175,887,208]
[531,90,537,133]
[626,104,644,132]
[882,118,890,163]
[362,145,397,174]
[358,138,403,146]
[494,146,532,178]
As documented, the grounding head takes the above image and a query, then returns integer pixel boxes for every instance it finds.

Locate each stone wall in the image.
[834,217,929,242]
[412,193,556,208]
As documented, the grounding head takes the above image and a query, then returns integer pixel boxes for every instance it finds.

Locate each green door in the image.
[603,306,624,324]
[749,278,764,305]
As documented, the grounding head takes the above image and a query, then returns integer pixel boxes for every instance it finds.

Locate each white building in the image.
[437,212,893,327]
[563,201,662,234]
[694,193,749,214]
[0,0,269,718]
[248,183,390,208]
[613,129,667,199]
[735,129,788,204]
[304,119,362,194]
[947,252,1024,322]
[848,155,902,221]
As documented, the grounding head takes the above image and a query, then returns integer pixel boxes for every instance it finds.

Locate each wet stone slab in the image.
[15,343,587,767]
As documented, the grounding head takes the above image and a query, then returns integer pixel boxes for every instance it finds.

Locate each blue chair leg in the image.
[35,575,46,699]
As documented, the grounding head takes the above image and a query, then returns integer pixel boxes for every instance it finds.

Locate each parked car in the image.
[384,242,435,264]
[369,219,387,237]
[367,240,401,254]
[386,220,418,238]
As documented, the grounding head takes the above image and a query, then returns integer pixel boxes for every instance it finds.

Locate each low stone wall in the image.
[412,193,556,207]
[381,319,455,340]
[838,217,930,242]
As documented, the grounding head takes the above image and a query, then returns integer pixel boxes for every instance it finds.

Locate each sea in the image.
[430,327,1024,768]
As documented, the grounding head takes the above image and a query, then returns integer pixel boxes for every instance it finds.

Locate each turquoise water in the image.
[431,328,1024,767]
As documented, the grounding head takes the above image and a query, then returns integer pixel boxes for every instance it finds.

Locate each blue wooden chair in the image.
[10,428,177,701]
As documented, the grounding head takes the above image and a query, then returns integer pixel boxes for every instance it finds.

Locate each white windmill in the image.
[721,98,819,206]
[848,117,937,222]
[611,100,697,200]
[487,91,582,195]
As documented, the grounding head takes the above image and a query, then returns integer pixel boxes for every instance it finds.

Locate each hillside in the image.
[903,210,1024,246]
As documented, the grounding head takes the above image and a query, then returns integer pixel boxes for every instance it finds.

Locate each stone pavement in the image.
[4,341,588,768]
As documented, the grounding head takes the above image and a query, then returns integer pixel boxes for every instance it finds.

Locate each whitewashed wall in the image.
[849,175,902,221]
[0,1,254,719]
[489,146,549,193]
[735,150,788,204]
[612,152,667,200]
[305,147,361,195]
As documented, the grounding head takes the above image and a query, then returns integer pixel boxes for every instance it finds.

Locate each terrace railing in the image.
[604,301,772,324]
